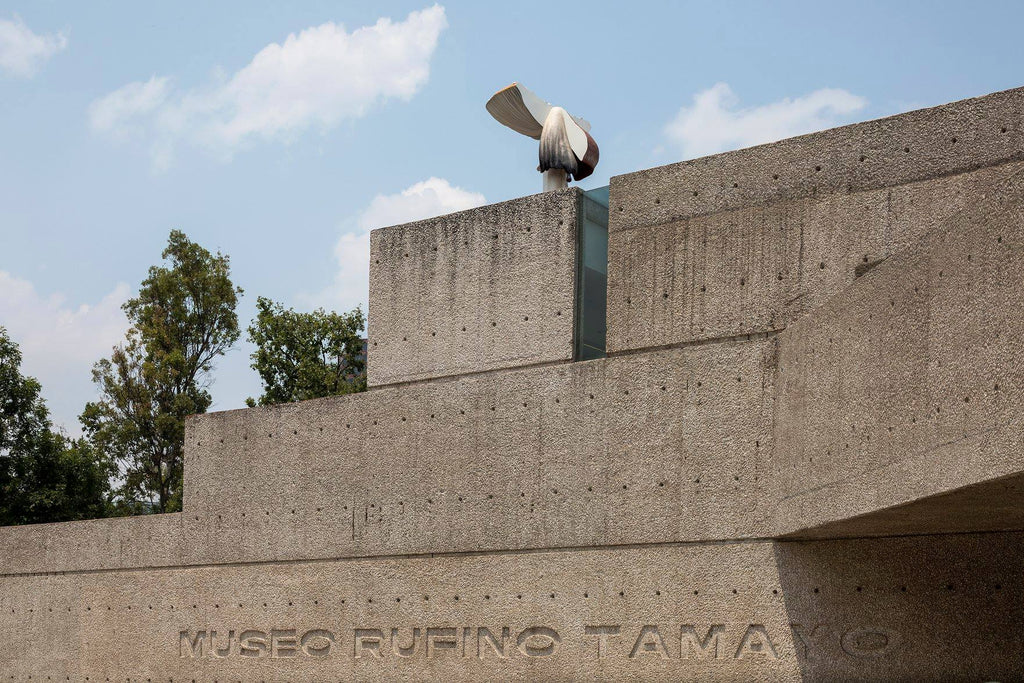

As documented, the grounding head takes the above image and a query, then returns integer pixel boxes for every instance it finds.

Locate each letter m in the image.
[180,630,207,658]
[681,625,725,660]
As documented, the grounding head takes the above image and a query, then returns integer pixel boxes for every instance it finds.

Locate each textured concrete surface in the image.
[782,472,1024,540]
[607,85,1024,354]
[2,533,1021,681]
[774,169,1024,537]
[608,162,1024,353]
[368,188,580,386]
[610,86,1024,233]
[0,336,775,575]
[3,88,1024,680]
[181,338,772,566]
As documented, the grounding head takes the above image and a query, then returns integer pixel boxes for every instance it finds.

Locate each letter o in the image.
[840,627,900,658]
[517,627,561,657]
[300,629,335,657]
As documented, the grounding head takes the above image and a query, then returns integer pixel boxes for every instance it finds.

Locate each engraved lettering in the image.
[516,626,561,657]
[300,629,335,657]
[426,627,458,658]
[734,624,778,660]
[238,630,269,658]
[477,627,510,659]
[841,626,900,658]
[629,625,670,659]
[680,624,725,659]
[584,625,621,659]
[271,629,298,658]
[210,629,234,658]
[354,629,384,658]
[179,630,206,658]
[790,623,829,661]
[391,628,422,658]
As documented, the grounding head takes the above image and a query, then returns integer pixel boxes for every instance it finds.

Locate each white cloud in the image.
[89,5,447,168]
[309,177,486,315]
[87,76,171,138]
[0,16,67,78]
[0,272,130,434]
[665,83,867,159]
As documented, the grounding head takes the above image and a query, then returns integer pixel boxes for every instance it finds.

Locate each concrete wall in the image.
[607,86,1024,354]
[2,533,1021,681]
[773,168,1024,537]
[368,189,580,386]
[179,337,775,564]
[3,87,1024,680]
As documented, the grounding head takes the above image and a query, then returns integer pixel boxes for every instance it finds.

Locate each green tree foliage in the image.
[82,230,241,513]
[246,297,366,407]
[0,327,111,525]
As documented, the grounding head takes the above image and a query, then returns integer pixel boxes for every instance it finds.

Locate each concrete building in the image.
[3,86,1024,680]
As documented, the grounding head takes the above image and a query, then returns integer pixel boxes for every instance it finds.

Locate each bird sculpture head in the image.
[486,83,599,192]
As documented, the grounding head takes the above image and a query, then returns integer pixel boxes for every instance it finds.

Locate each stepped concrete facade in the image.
[3,87,1024,681]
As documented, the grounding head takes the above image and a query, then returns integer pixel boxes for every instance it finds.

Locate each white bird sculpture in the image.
[486,83,599,192]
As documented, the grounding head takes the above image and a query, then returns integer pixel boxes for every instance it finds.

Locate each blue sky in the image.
[2,0,1023,432]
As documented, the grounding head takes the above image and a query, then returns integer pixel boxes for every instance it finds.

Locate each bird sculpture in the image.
[486,83,599,192]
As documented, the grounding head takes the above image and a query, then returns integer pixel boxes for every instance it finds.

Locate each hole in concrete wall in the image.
[815,166,822,172]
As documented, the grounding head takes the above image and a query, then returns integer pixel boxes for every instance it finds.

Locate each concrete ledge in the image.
[368,189,580,386]
[0,513,184,576]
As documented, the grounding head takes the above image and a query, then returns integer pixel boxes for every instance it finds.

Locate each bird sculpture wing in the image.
[486,82,599,181]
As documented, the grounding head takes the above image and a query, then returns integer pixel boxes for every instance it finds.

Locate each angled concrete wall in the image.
[607,86,1024,354]
[774,168,1024,538]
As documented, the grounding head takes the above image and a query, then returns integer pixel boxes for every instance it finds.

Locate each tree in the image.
[0,327,111,525]
[82,230,242,513]
[246,297,366,407]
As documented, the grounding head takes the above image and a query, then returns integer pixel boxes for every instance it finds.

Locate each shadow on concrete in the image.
[773,530,1024,681]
